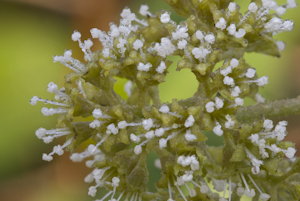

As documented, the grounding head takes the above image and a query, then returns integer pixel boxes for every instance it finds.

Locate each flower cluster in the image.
[31,1,300,201]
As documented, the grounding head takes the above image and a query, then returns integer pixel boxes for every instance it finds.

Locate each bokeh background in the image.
[0,0,299,200]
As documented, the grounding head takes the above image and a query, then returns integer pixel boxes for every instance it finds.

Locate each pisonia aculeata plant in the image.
[30,0,300,200]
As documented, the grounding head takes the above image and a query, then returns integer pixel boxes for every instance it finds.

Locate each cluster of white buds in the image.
[30,1,299,201]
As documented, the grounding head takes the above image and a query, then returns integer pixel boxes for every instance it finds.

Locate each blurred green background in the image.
[0,0,299,200]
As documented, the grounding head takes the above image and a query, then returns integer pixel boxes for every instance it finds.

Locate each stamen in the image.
[175,184,188,201]
[30,96,70,107]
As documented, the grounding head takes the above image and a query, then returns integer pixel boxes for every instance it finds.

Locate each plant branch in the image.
[236,96,300,124]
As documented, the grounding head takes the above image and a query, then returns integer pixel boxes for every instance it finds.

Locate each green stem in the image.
[271,183,278,201]
[236,96,300,123]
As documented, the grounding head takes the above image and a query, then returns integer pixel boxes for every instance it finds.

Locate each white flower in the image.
[184,115,195,128]
[143,118,154,130]
[93,108,103,118]
[276,41,285,52]
[245,68,256,78]
[195,30,204,40]
[138,62,152,72]
[216,17,227,30]
[185,129,197,142]
[231,86,241,97]
[223,76,235,86]
[227,24,236,35]
[160,12,170,23]
[285,147,296,158]
[154,38,176,58]
[215,97,224,109]
[177,39,187,49]
[156,61,167,73]
[228,2,236,12]
[260,193,271,201]
[248,2,258,13]
[205,101,215,113]
[107,123,119,135]
[134,145,142,155]
[133,39,143,50]
[130,134,141,143]
[263,119,273,131]
[47,82,58,93]
[71,31,81,41]
[88,186,97,197]
[117,121,128,129]
[235,97,244,106]
[139,5,149,16]
[256,76,268,86]
[159,138,167,149]
[213,123,223,136]
[204,34,215,44]
[234,28,246,38]
[42,153,53,161]
[230,58,239,68]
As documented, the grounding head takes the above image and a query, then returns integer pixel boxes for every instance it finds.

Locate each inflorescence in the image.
[31,0,300,200]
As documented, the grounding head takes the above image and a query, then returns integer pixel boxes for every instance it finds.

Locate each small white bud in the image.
[216,17,227,30]
[92,109,103,118]
[185,130,197,142]
[112,177,120,187]
[138,62,152,72]
[205,101,215,113]
[118,121,128,129]
[107,123,119,135]
[230,58,239,68]
[154,159,162,169]
[256,76,268,86]
[143,119,154,130]
[223,76,235,86]
[155,128,165,137]
[215,97,224,109]
[159,138,167,149]
[235,28,246,38]
[248,2,258,13]
[276,41,285,52]
[213,123,223,136]
[285,147,296,158]
[134,145,142,155]
[42,153,53,162]
[159,105,170,113]
[228,2,236,12]
[245,189,256,197]
[235,97,244,106]
[184,115,195,128]
[130,134,141,143]
[139,5,149,16]
[53,145,64,155]
[145,130,155,139]
[177,39,187,49]
[70,153,82,162]
[71,31,81,41]
[204,34,215,44]
[35,127,47,139]
[133,39,143,50]
[260,193,271,201]
[160,12,170,23]
[47,82,58,93]
[88,186,97,197]
[84,39,93,49]
[90,28,101,38]
[245,68,256,78]
[156,61,167,73]
[30,96,39,105]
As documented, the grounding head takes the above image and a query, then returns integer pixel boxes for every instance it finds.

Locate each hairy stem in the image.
[236,96,300,123]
